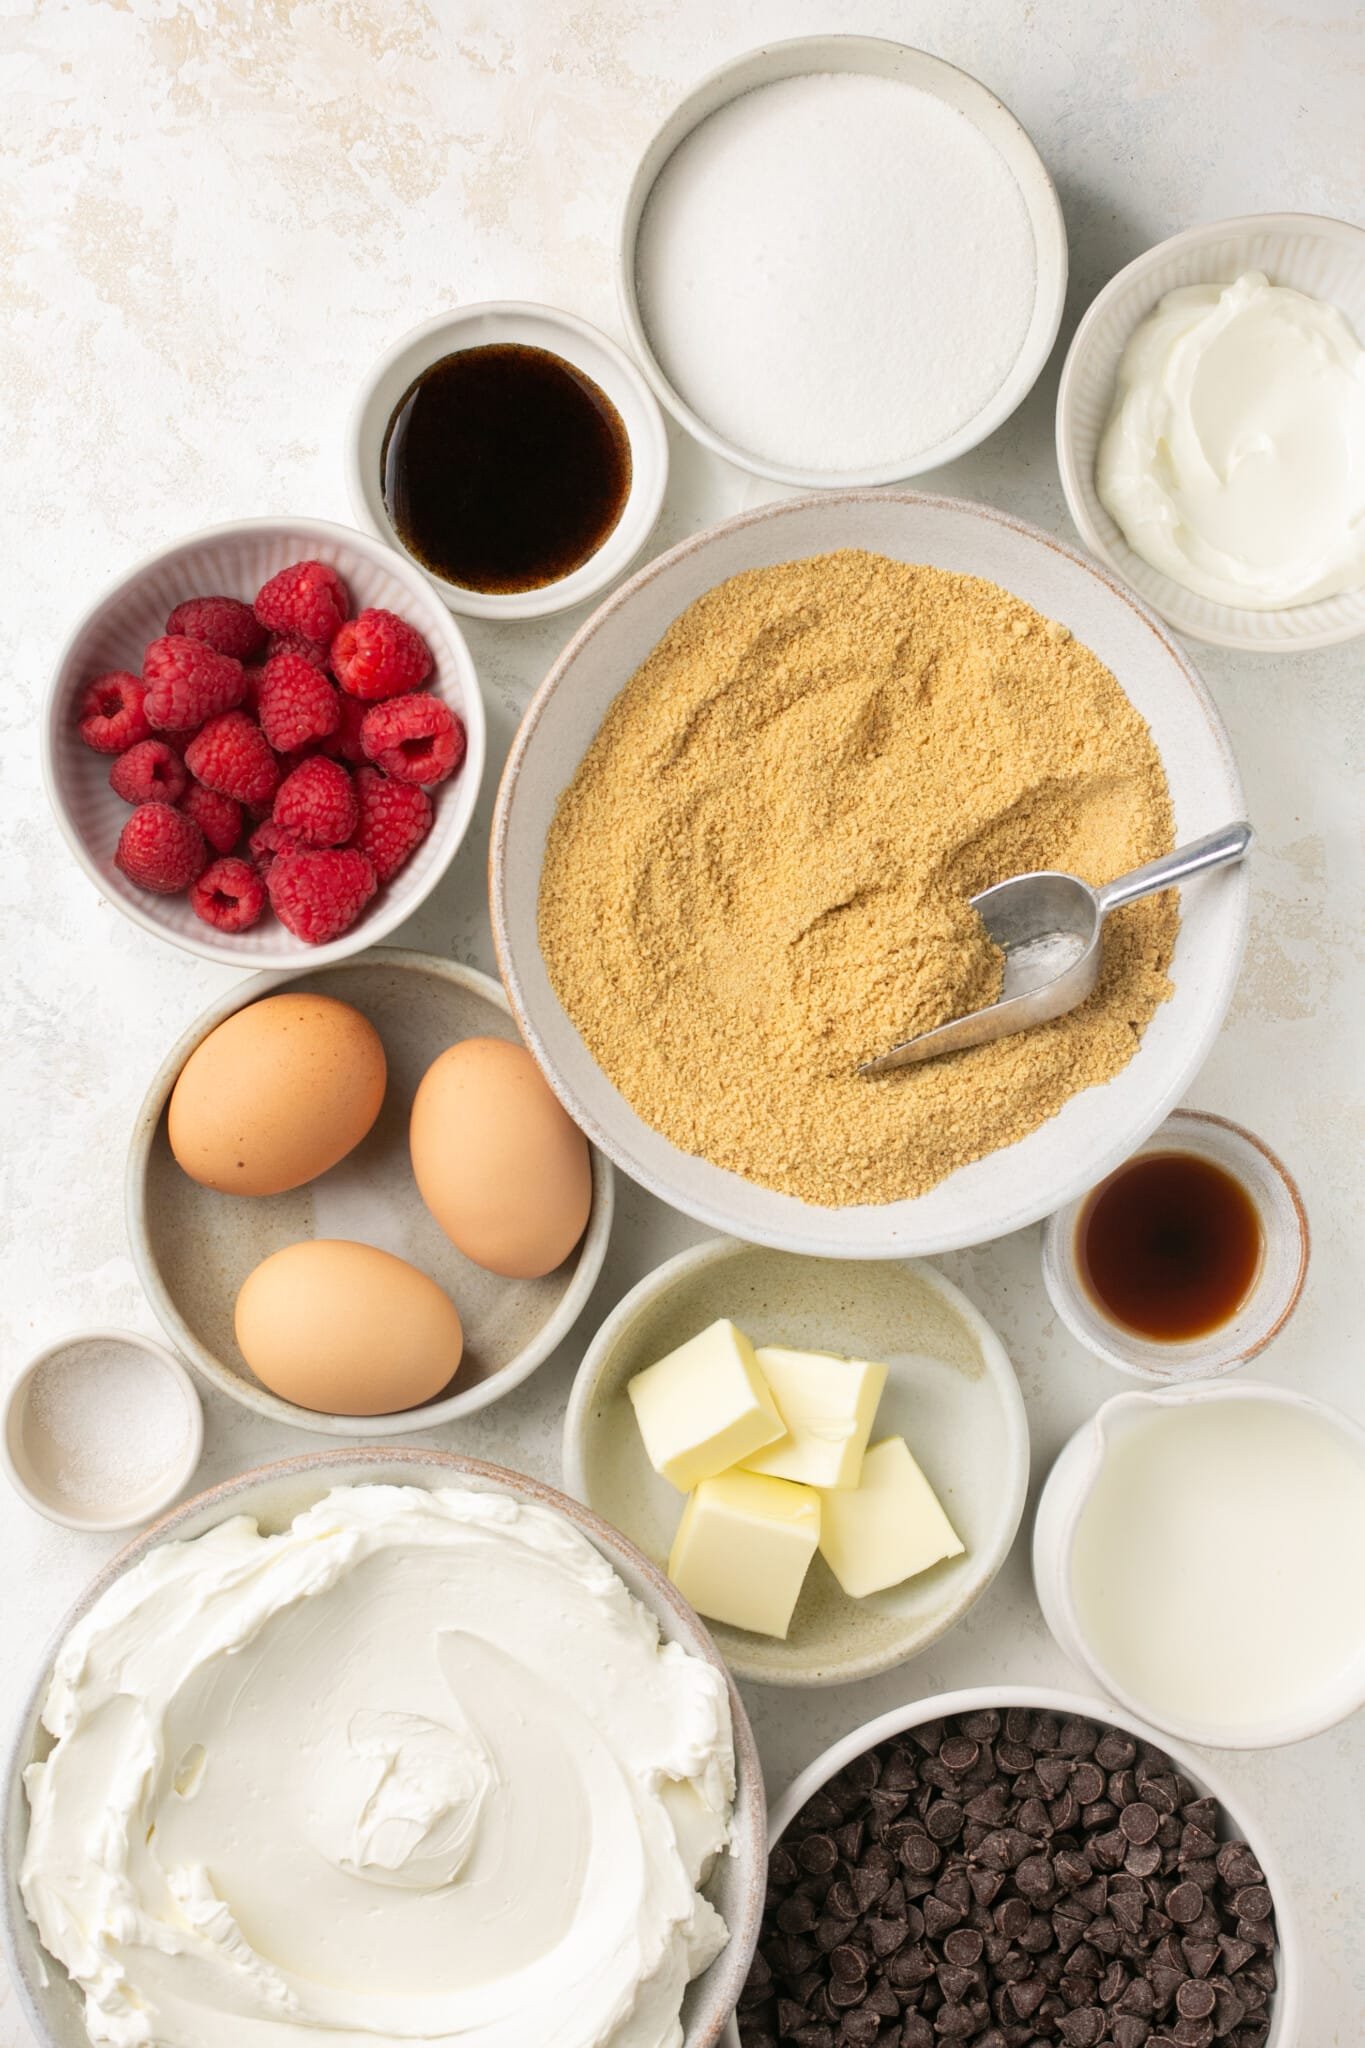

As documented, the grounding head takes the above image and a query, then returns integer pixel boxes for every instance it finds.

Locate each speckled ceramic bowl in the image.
[43,516,486,967]
[127,951,614,1434]
[0,1448,766,2048]
[562,1239,1030,1686]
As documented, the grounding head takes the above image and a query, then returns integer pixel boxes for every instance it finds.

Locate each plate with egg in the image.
[126,949,614,1433]
[563,1237,1029,1686]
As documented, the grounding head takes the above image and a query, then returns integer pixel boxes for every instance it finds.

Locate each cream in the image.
[20,1484,735,2048]
[1096,270,1365,608]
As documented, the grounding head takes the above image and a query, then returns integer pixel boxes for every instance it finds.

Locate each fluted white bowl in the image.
[42,516,486,966]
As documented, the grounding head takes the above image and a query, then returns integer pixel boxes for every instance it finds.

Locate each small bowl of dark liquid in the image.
[1042,1110,1308,1379]
[348,303,669,621]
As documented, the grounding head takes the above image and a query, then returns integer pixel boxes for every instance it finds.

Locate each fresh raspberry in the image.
[254,560,350,644]
[361,694,466,787]
[264,630,331,670]
[320,693,369,765]
[350,766,433,883]
[330,608,433,700]
[180,781,243,854]
[114,803,208,894]
[165,596,265,662]
[76,672,151,754]
[247,816,302,869]
[185,711,279,806]
[273,756,358,847]
[255,651,340,752]
[142,635,245,732]
[109,739,188,807]
[189,856,266,933]
[267,847,376,945]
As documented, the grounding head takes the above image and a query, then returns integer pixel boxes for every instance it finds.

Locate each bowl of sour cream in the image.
[1056,212,1365,650]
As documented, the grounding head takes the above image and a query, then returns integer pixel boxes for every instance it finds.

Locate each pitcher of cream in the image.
[1032,1379,1365,1750]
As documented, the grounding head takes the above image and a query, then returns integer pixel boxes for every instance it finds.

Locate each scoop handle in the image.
[1097,821,1253,916]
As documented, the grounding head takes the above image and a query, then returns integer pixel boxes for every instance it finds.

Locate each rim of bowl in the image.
[41,514,488,968]
[124,949,615,1434]
[0,1445,765,2048]
[1040,1108,1310,1378]
[1040,1381,1365,1749]
[562,1236,1032,1687]
[1056,210,1365,651]
[1,1328,203,1534]
[490,486,1248,1259]
[617,33,1069,488]
[721,1683,1300,2048]
[346,301,670,621]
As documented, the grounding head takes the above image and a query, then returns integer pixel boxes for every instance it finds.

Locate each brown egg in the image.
[410,1037,592,1278]
[235,1240,463,1416]
[169,994,386,1196]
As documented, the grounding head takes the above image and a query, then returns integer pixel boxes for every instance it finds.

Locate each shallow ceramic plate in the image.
[0,1449,765,2048]
[127,951,613,1434]
[1056,212,1365,650]
[491,490,1249,1259]
[562,1239,1029,1686]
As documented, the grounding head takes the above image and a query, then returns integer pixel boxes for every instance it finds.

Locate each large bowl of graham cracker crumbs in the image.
[491,492,1249,1259]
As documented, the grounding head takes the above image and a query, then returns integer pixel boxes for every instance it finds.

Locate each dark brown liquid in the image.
[380,343,632,594]
[1077,1151,1263,1341]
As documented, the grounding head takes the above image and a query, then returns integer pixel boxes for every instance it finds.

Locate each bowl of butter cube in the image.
[562,1238,1030,1685]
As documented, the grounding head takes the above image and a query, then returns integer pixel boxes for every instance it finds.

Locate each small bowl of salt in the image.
[3,1330,202,1532]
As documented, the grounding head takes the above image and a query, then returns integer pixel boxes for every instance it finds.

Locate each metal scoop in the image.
[858,820,1253,1076]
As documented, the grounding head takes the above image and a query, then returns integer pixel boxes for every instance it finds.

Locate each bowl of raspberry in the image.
[43,516,486,966]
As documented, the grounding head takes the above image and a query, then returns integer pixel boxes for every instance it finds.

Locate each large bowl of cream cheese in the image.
[0,1450,766,2048]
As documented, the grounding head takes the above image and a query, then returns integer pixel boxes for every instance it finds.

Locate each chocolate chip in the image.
[1125,1840,1162,1880]
[1121,1802,1160,1845]
[900,1835,940,1877]
[1009,1977,1047,2018]
[1071,1762,1106,1806]
[836,2015,878,2047]
[1016,1796,1053,1838]
[1058,2005,1105,2045]
[1166,1883,1204,1926]
[779,1894,819,1934]
[1180,1938,1218,1979]
[800,1834,840,1875]
[1232,1885,1272,1924]
[1111,2018,1151,2048]
[939,1736,980,1774]
[926,1800,965,1844]
[1176,1979,1216,2020]
[830,1944,868,1983]
[995,1898,1032,1939]
[968,1866,1004,1908]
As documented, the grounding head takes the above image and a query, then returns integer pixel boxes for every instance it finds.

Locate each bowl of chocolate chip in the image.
[726,1687,1298,2048]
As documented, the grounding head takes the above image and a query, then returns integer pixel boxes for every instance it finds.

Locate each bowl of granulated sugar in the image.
[3,1330,202,1532]
[622,37,1067,487]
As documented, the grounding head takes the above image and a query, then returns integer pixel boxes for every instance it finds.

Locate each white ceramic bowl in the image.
[492,489,1249,1259]
[126,951,614,1434]
[2,1330,202,1533]
[562,1238,1030,1686]
[619,36,1067,488]
[0,1448,766,2048]
[1057,211,1365,650]
[347,302,669,620]
[721,1685,1300,2048]
[43,516,486,968]
[1041,1108,1309,1379]
[1033,1383,1365,1750]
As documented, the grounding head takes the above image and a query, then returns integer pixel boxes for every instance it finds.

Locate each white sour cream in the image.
[20,1485,735,2048]
[1096,270,1365,608]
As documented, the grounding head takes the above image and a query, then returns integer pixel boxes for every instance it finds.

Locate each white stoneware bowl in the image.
[1041,1109,1309,1379]
[562,1238,1029,1686]
[491,489,1249,1259]
[347,302,669,620]
[1057,212,1365,650]
[1032,1382,1365,1750]
[619,36,1067,487]
[721,1686,1300,2048]
[1,1330,202,1533]
[42,516,486,967]
[0,1448,766,2048]
[126,951,614,1434]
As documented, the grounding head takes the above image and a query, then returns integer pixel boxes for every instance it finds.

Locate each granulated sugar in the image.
[636,72,1037,472]
[22,1341,190,1509]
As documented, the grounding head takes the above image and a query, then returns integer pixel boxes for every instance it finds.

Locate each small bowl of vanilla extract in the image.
[1041,1109,1309,1379]
[348,302,669,621]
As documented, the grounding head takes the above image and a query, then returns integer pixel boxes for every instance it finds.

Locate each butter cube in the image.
[819,1437,964,1598]
[627,1319,784,1492]
[741,1346,888,1489]
[669,1469,821,1638]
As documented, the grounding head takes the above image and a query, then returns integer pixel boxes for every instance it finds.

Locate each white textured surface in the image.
[1,4,1361,2045]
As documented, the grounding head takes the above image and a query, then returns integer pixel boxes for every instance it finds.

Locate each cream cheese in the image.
[20,1484,735,2048]
[1096,270,1365,608]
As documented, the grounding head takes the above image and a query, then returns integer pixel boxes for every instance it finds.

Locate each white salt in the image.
[636,71,1038,472]
[22,1341,189,1509]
